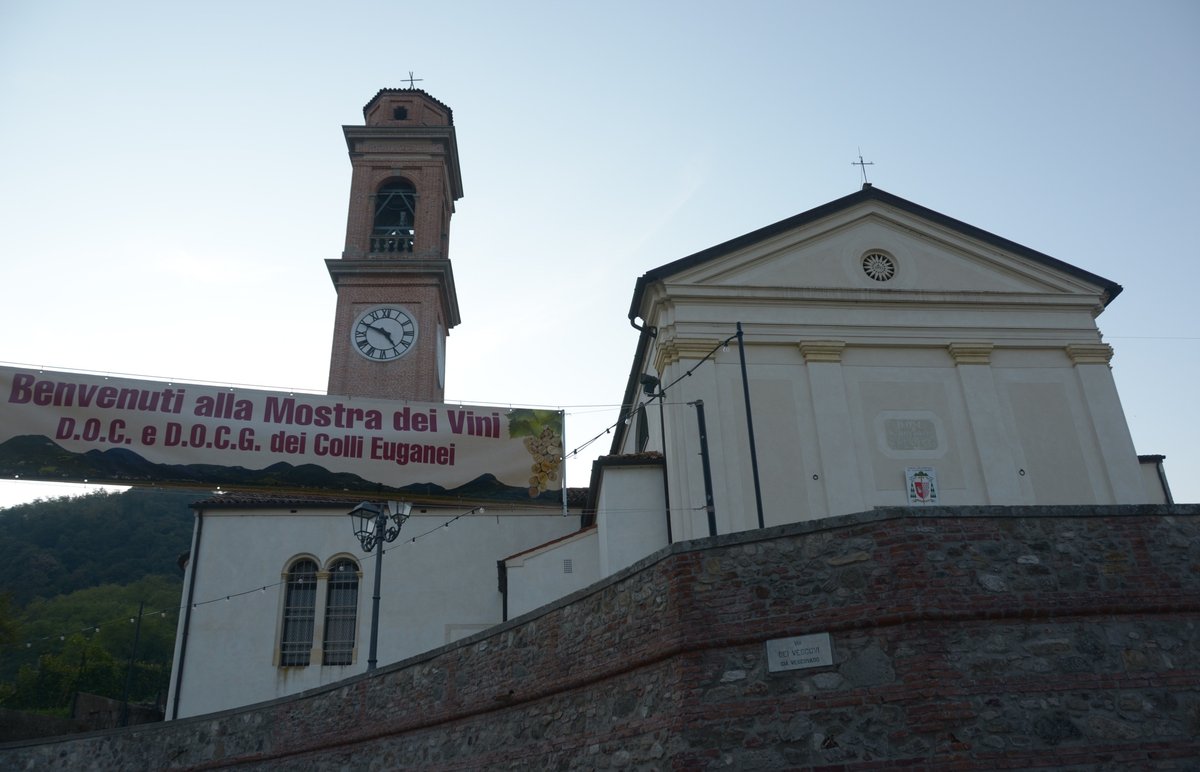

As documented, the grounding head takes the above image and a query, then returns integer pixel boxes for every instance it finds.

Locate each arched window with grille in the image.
[279,559,318,666]
[372,179,417,253]
[322,558,360,666]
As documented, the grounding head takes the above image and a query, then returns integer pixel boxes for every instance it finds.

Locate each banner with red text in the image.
[0,367,563,503]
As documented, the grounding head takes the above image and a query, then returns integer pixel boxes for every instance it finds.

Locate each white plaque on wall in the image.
[766,632,834,673]
[905,466,938,504]
[874,410,946,459]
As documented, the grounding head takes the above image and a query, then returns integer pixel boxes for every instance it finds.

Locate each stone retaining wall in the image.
[3,505,1198,770]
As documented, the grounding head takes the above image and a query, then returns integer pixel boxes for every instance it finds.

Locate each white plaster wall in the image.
[841,355,979,508]
[596,465,669,576]
[504,528,599,619]
[1139,459,1171,505]
[169,505,577,718]
[646,321,1149,527]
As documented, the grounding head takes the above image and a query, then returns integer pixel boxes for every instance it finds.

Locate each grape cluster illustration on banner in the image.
[507,409,564,497]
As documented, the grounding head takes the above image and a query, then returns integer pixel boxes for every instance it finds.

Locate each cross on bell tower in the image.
[326,88,463,401]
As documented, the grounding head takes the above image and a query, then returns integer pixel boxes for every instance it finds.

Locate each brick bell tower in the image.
[326,88,463,402]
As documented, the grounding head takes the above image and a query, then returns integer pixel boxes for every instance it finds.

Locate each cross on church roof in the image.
[852,150,874,184]
[403,71,423,90]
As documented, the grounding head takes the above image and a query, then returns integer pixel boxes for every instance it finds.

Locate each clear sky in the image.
[0,0,1196,508]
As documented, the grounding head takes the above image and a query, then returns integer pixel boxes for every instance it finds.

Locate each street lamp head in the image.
[349,501,382,547]
[349,501,411,552]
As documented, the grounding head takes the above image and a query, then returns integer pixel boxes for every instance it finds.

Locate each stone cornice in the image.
[947,342,994,365]
[648,285,1108,313]
[326,258,460,328]
[798,340,846,363]
[1066,343,1114,365]
[654,339,722,371]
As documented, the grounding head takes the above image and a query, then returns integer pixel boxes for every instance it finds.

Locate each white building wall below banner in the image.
[168,504,578,719]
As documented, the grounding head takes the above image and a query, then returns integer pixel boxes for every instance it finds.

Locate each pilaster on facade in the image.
[1066,343,1114,366]
[947,343,1025,504]
[948,342,995,366]
[798,340,846,364]
[798,339,864,515]
[1067,342,1143,503]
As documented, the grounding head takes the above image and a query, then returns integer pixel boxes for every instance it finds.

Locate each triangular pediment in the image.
[629,186,1120,318]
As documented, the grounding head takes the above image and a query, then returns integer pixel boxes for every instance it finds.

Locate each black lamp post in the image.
[349,500,411,671]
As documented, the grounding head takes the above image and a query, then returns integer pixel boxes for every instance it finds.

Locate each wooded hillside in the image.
[0,489,197,713]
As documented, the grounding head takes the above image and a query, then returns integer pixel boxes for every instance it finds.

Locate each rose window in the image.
[862,252,896,281]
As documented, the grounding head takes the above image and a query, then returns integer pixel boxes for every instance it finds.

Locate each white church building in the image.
[166,88,1171,719]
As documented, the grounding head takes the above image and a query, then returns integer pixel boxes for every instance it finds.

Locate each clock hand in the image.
[368,324,397,345]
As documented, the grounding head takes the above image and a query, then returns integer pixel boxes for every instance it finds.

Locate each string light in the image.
[10,492,586,659]
[7,605,179,657]
[563,330,737,461]
[183,505,487,612]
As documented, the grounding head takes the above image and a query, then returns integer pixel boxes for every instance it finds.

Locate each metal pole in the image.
[657,388,673,543]
[119,601,144,727]
[736,322,766,529]
[367,513,385,671]
[692,400,718,537]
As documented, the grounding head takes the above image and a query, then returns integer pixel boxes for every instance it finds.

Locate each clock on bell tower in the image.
[326,88,463,402]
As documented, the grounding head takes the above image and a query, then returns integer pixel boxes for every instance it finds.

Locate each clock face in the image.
[352,306,418,362]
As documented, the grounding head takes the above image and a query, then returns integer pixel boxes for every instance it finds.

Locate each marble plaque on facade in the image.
[766,632,834,673]
[874,410,946,459]
[885,418,938,450]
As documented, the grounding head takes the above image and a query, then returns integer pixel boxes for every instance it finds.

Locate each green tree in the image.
[1,577,182,709]
[0,592,18,648]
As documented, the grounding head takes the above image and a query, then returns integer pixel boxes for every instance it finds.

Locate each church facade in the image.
[617,183,1156,529]
[167,89,1171,719]
[504,182,1171,615]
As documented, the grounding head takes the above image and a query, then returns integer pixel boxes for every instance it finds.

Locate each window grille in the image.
[279,559,318,666]
[322,559,359,666]
[371,180,417,253]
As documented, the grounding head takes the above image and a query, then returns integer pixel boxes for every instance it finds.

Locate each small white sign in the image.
[766,632,834,673]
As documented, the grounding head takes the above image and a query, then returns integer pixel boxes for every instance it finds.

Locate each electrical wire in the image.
[563,331,737,461]
[9,605,178,654]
